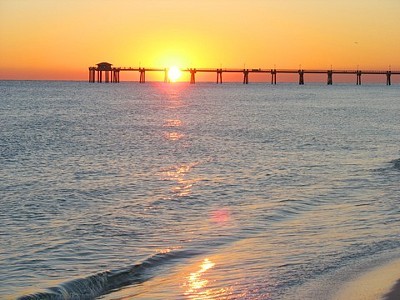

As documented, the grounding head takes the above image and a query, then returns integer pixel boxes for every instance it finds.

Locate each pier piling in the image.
[298,70,304,85]
[164,68,168,83]
[190,68,196,84]
[356,71,362,85]
[271,69,277,85]
[217,69,223,84]
[243,69,249,84]
[139,68,146,83]
[386,71,392,86]
[327,70,333,85]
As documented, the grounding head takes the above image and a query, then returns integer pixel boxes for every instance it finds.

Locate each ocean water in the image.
[0,81,399,299]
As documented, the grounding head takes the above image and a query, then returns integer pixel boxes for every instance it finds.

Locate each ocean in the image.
[1,81,399,299]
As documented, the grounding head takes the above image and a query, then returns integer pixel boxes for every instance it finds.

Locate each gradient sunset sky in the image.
[1,0,399,81]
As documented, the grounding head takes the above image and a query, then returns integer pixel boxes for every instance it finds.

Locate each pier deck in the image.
[89,62,400,85]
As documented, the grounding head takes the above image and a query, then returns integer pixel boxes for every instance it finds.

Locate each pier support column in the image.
[111,69,119,83]
[89,67,96,83]
[111,69,117,83]
[298,69,304,85]
[386,71,391,86]
[105,71,109,83]
[139,68,146,83]
[190,68,196,84]
[356,71,362,85]
[113,70,120,83]
[97,70,103,83]
[271,69,277,84]
[216,69,223,84]
[243,69,249,84]
[164,68,168,83]
[327,70,333,85]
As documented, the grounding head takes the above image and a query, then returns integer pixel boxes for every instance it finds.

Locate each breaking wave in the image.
[392,158,400,170]
[18,248,202,300]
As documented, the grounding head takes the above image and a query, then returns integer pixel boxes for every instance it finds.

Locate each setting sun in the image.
[168,66,182,82]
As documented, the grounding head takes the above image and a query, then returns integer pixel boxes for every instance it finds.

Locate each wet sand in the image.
[332,259,400,300]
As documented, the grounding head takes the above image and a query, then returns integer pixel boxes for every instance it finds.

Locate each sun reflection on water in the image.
[160,162,199,198]
[163,119,185,141]
[163,119,183,127]
[183,258,233,299]
[188,259,215,291]
[184,258,215,298]
[164,131,185,141]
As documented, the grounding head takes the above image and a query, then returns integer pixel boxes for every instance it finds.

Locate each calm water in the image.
[1,81,399,299]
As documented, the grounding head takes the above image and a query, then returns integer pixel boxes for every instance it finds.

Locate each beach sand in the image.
[384,279,400,300]
[284,255,400,300]
[332,258,400,300]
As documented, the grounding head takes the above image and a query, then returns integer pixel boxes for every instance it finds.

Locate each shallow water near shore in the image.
[1,81,399,299]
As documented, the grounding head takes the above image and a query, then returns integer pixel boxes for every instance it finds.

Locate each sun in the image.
[168,66,182,82]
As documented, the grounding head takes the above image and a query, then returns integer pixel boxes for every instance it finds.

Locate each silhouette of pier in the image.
[89,62,399,85]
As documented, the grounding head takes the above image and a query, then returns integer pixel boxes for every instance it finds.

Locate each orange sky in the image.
[1,0,399,81]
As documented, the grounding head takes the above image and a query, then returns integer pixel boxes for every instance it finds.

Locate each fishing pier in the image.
[89,62,399,85]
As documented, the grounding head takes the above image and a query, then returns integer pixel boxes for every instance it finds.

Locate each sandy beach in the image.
[332,259,400,300]
[383,279,400,300]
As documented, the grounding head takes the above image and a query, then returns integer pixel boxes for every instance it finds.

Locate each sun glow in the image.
[168,66,182,82]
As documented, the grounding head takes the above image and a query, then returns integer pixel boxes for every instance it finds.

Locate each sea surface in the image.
[0,81,399,299]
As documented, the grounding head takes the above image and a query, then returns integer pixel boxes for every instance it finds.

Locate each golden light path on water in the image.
[183,258,215,297]
[157,83,235,299]
[159,83,196,198]
[111,83,273,299]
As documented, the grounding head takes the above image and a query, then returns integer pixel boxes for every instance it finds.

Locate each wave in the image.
[392,158,400,170]
[372,158,400,173]
[18,248,202,300]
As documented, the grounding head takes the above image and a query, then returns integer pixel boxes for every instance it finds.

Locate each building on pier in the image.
[88,62,120,83]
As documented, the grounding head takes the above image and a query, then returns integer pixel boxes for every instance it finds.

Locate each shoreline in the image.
[332,258,400,300]
[284,254,400,300]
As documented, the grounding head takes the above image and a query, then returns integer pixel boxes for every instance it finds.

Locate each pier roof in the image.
[96,62,113,70]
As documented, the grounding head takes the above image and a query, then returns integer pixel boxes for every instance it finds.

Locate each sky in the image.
[1,0,400,81]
